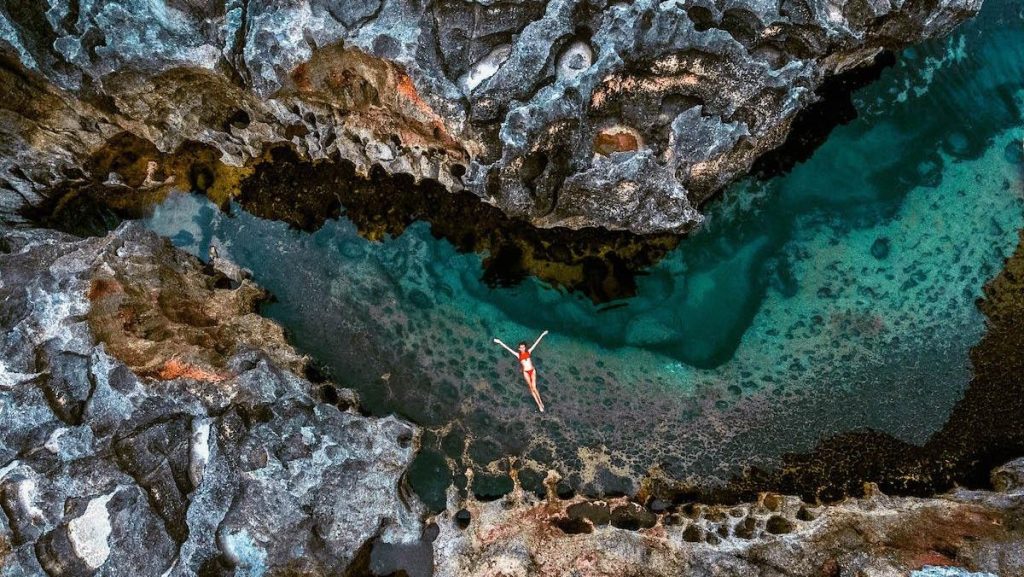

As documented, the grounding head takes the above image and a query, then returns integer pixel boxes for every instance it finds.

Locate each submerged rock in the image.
[0,0,983,233]
[0,223,423,576]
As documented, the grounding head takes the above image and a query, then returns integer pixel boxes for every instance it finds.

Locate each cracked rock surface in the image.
[434,465,1024,577]
[0,0,982,233]
[0,222,423,576]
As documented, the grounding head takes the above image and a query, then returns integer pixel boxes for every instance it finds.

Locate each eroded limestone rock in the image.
[0,0,983,233]
[0,222,423,576]
[432,466,1024,577]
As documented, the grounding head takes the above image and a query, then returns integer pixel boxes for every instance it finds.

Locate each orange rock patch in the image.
[594,129,640,155]
[88,277,124,301]
[86,237,306,385]
[156,358,227,382]
[285,43,465,156]
[889,505,1003,569]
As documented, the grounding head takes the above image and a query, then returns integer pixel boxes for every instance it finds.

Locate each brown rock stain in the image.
[288,44,464,157]
[87,277,124,301]
[86,241,305,385]
[156,358,228,382]
[888,505,1003,569]
[594,130,640,156]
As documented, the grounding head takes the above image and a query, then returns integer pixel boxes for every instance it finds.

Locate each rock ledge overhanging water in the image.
[0,0,985,233]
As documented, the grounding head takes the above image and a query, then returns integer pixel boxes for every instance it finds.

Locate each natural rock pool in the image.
[142,0,1024,509]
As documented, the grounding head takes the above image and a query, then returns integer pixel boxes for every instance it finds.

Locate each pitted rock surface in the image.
[433,468,1024,577]
[0,223,423,576]
[0,0,982,233]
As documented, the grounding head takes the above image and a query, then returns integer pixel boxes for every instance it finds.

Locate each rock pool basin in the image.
[143,0,1024,509]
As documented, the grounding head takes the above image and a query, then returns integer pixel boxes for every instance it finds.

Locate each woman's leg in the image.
[531,386,544,412]
[524,372,544,411]
[530,371,544,411]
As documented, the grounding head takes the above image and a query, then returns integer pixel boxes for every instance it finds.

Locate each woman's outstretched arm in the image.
[529,330,550,352]
[493,338,518,356]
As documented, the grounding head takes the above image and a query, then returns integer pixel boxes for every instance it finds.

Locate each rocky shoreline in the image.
[0,223,423,576]
[0,0,984,233]
[2,1,1022,575]
[2,222,1023,576]
[435,465,1024,576]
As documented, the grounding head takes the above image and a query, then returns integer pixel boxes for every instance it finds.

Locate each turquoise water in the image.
[144,0,1024,506]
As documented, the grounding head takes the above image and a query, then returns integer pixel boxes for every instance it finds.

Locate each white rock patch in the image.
[220,528,268,575]
[0,460,18,480]
[68,492,116,570]
[44,428,68,453]
[0,360,40,386]
[15,478,45,523]
[557,40,594,81]
[190,419,212,488]
[460,45,512,93]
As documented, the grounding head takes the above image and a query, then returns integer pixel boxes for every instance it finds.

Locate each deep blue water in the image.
[145,0,1024,505]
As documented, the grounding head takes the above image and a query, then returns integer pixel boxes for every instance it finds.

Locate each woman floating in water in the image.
[493,331,549,412]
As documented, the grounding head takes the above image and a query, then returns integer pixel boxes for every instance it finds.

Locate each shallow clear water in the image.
[144,0,1024,506]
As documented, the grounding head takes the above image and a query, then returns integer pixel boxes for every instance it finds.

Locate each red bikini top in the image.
[518,350,531,361]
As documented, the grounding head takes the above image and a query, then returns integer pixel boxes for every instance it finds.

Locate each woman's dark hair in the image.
[518,341,528,349]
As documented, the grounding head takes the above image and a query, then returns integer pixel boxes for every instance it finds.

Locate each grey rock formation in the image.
[0,223,423,576]
[433,466,1024,577]
[0,0,982,233]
